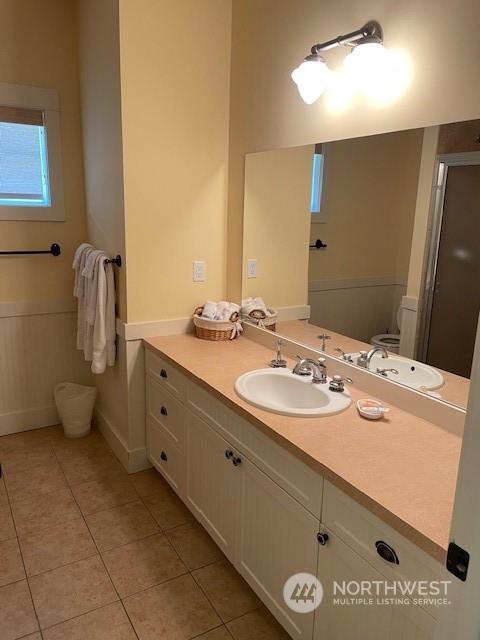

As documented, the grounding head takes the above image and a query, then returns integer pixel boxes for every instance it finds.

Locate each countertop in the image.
[275,319,470,409]
[144,333,462,563]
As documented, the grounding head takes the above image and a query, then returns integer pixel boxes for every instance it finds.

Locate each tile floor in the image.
[0,425,290,640]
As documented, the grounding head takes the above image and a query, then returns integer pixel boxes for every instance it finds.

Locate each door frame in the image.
[418,151,480,363]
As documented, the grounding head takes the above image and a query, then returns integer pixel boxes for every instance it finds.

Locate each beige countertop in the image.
[275,320,471,409]
[144,333,462,563]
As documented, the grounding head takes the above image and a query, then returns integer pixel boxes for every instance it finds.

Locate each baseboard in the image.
[95,407,150,473]
[0,405,60,437]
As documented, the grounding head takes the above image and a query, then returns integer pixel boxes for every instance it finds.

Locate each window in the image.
[0,83,64,221]
[0,107,50,207]
[310,142,327,221]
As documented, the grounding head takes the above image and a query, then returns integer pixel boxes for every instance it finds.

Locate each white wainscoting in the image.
[308,276,406,344]
[0,307,91,436]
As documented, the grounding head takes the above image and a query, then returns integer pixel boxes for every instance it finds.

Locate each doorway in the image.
[420,152,480,378]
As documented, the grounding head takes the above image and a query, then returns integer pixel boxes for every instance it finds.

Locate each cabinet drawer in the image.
[146,349,187,399]
[322,481,447,618]
[187,382,243,447]
[147,377,185,445]
[147,418,184,495]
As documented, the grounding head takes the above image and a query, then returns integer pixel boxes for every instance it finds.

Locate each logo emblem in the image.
[283,573,323,613]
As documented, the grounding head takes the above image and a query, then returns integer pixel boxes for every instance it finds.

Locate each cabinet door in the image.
[185,412,241,561]
[314,530,393,640]
[390,603,437,640]
[237,457,320,640]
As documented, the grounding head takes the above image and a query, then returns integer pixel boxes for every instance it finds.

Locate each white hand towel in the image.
[253,297,268,313]
[91,257,116,374]
[202,301,217,319]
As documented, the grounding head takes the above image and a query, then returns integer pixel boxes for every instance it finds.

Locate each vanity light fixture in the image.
[291,20,384,104]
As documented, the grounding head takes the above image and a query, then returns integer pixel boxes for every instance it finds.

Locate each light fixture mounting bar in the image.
[310,20,383,55]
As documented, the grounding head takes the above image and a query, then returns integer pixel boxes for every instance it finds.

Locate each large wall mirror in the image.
[242,120,480,410]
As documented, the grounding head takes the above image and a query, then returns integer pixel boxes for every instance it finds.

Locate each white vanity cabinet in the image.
[145,348,441,640]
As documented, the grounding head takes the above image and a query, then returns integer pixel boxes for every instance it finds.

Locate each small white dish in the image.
[357,399,389,420]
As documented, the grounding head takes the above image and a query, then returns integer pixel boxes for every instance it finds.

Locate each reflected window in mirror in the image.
[310,142,326,220]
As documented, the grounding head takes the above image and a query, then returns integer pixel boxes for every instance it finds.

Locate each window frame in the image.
[0,82,65,221]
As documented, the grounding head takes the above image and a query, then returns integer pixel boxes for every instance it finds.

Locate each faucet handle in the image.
[329,374,353,393]
[270,338,287,368]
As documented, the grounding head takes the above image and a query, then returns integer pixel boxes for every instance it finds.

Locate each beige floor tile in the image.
[102,533,187,597]
[193,560,261,623]
[0,505,16,542]
[0,428,52,453]
[124,573,221,640]
[42,601,137,640]
[1,442,56,475]
[11,487,81,538]
[0,479,8,508]
[53,431,110,463]
[130,467,170,497]
[1,540,24,590]
[29,554,118,629]
[226,608,290,640]
[20,518,97,577]
[0,538,25,587]
[0,579,39,640]
[197,627,233,640]
[19,633,42,640]
[86,500,159,552]
[142,486,193,530]
[71,476,138,515]
[166,521,223,570]
[61,451,126,487]
[5,462,67,503]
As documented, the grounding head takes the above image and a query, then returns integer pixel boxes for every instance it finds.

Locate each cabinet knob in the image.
[160,406,168,416]
[225,449,234,459]
[232,456,242,466]
[160,369,168,379]
[160,451,168,462]
[317,532,329,546]
[375,540,399,565]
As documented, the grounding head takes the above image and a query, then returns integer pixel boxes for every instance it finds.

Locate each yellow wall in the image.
[119,0,232,323]
[228,0,480,301]
[0,0,86,303]
[308,130,423,284]
[77,0,127,321]
[406,127,440,298]
[242,145,312,308]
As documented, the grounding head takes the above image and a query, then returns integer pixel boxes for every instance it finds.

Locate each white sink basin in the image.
[234,368,351,417]
[364,353,444,391]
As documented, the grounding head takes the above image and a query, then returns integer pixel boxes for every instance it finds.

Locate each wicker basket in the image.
[193,307,242,341]
[242,308,277,332]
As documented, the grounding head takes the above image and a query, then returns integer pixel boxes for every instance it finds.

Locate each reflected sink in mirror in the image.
[235,368,351,417]
[358,353,444,391]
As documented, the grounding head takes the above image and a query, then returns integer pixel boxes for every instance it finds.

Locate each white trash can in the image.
[54,382,97,438]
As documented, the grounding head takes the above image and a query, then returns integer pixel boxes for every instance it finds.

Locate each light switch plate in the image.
[193,260,206,282]
[247,259,257,278]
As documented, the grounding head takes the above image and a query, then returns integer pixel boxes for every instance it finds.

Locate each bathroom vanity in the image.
[143,334,457,640]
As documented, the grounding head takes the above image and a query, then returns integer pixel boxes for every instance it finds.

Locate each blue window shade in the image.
[310,152,324,214]
[0,122,51,207]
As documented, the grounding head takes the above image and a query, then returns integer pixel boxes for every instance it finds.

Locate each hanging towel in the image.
[73,244,116,374]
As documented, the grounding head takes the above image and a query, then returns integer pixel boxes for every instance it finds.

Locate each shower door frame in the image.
[417,150,480,364]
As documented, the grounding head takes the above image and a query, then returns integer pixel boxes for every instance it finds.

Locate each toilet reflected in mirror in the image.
[241,119,480,409]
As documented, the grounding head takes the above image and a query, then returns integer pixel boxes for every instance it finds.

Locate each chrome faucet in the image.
[292,357,327,384]
[357,347,388,370]
[376,367,399,377]
[334,347,354,363]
